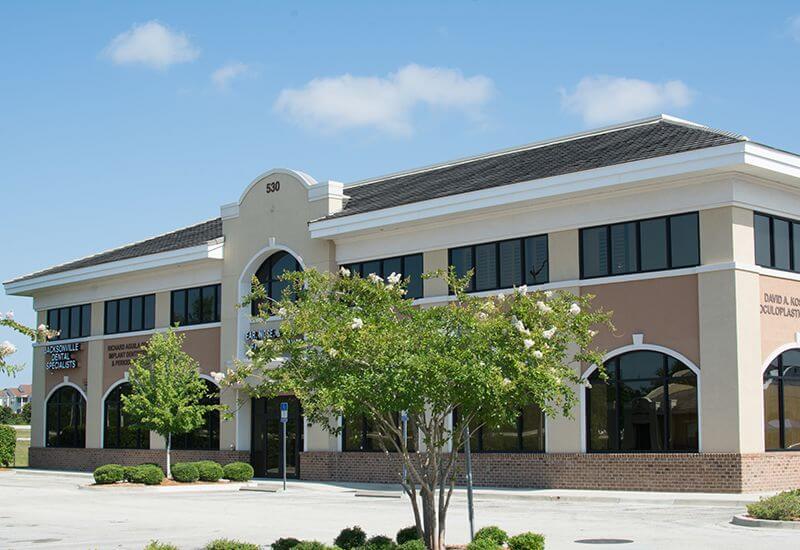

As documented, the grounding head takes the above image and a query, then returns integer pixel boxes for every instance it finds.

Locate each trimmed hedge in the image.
[223,461,254,482]
[144,541,179,550]
[395,527,420,546]
[293,542,335,550]
[0,425,15,467]
[474,526,508,546]
[93,464,125,485]
[205,539,260,550]
[747,490,800,521]
[334,527,367,549]
[366,535,396,550]
[194,460,224,482]
[127,464,165,485]
[272,537,302,550]
[507,533,545,550]
[172,462,200,483]
[398,541,425,550]
[467,539,500,550]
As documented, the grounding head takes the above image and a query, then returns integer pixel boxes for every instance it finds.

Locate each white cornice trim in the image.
[32,322,222,348]
[4,242,225,296]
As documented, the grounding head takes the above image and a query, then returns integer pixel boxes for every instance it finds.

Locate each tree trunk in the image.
[166,433,172,478]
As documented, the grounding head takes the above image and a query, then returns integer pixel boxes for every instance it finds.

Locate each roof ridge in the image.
[4,217,222,285]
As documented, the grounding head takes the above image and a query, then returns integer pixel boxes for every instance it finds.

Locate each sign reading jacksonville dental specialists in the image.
[761,292,800,318]
[45,342,81,370]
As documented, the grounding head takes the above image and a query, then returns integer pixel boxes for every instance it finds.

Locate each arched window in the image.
[251,251,301,314]
[172,379,220,450]
[764,350,800,450]
[103,383,149,449]
[586,350,698,452]
[46,386,86,448]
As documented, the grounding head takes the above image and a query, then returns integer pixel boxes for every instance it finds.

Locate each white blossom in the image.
[589,329,598,338]
[329,348,339,357]
[399,289,407,296]
[245,349,255,358]
[532,350,544,359]
[511,316,530,335]
[569,303,581,315]
[502,377,512,385]
[515,285,528,295]
[0,341,16,357]
[544,290,553,298]
[339,266,351,277]
[37,324,47,333]
[0,313,5,321]
[496,293,506,302]
[4,311,13,321]
[582,378,592,389]
[523,339,534,350]
[478,312,488,321]
[536,301,552,313]
[367,273,383,284]
[277,307,287,317]
[351,317,364,330]
[210,371,226,383]
[387,272,402,285]
[542,327,557,339]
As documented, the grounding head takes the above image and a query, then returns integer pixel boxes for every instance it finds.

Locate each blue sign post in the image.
[280,402,288,491]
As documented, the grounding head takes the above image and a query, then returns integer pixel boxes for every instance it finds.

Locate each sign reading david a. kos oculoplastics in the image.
[761,292,800,318]
[45,342,80,370]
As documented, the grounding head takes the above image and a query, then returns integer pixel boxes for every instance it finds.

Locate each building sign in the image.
[106,340,147,368]
[761,292,800,318]
[245,328,280,350]
[46,342,80,370]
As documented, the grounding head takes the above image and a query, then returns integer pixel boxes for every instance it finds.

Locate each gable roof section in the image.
[6,218,223,285]
[325,118,744,219]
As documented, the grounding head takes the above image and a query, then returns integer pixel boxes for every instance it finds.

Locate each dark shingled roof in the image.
[326,119,744,219]
[7,218,223,284]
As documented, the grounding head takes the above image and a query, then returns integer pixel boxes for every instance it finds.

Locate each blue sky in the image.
[2,1,800,387]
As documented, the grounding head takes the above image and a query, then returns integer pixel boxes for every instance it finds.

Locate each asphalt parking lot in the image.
[0,471,797,550]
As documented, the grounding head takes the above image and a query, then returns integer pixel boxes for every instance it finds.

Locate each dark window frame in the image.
[343,253,425,299]
[764,351,800,451]
[104,294,156,335]
[170,285,221,327]
[579,212,700,280]
[45,385,86,448]
[454,405,546,453]
[341,414,417,452]
[103,382,150,449]
[46,304,91,341]
[754,211,800,273]
[251,252,302,315]
[171,379,220,451]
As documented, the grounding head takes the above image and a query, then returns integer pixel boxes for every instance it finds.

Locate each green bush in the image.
[366,535,396,550]
[398,541,425,550]
[223,461,254,482]
[293,542,335,550]
[0,425,15,467]
[507,532,545,550]
[747,490,800,521]
[123,466,137,482]
[204,539,260,550]
[93,464,124,484]
[194,460,224,482]
[334,526,367,549]
[395,527,420,545]
[128,464,165,485]
[171,462,200,483]
[474,526,508,546]
[467,538,500,550]
[272,537,302,550]
[143,541,179,550]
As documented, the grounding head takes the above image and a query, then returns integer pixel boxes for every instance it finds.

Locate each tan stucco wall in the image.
[548,230,579,282]
[423,249,448,297]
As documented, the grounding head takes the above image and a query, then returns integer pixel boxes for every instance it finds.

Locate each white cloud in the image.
[560,75,693,126]
[212,62,251,90]
[103,21,199,70]
[274,64,494,135]
[790,15,800,42]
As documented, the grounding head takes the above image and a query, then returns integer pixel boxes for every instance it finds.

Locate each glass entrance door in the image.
[251,396,303,478]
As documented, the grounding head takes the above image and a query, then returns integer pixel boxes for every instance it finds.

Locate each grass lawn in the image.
[13,427,29,467]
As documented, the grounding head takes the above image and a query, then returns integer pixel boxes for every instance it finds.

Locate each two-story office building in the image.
[5,115,800,492]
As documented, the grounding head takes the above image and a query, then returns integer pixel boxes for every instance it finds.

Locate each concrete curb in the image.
[79,482,246,493]
[731,514,800,529]
[3,468,92,478]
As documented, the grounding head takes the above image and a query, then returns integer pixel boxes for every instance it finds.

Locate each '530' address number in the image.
[265,181,281,193]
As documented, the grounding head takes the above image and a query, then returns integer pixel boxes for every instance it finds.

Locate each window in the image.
[580,213,699,279]
[46,386,86,448]
[103,383,149,449]
[252,252,302,314]
[448,235,548,293]
[105,295,155,335]
[171,285,220,326]
[46,304,91,340]
[342,414,417,452]
[586,351,698,452]
[172,379,220,450]
[764,350,800,451]
[344,254,424,299]
[456,405,545,452]
[754,212,800,273]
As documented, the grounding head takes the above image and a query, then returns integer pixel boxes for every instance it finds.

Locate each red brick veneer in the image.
[29,447,250,472]
[299,451,800,493]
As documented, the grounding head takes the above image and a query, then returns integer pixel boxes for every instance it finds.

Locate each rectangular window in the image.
[104,294,156,335]
[170,285,221,327]
[46,304,91,340]
[754,212,800,273]
[580,212,699,279]
[343,253,425,299]
[448,234,549,293]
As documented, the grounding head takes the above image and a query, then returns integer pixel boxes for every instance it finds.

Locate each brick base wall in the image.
[28,447,250,472]
[300,451,800,493]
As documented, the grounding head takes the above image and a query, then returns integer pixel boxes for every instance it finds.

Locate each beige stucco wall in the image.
[548,230,579,282]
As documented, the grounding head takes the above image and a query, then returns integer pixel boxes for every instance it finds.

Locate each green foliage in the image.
[398,541,424,550]
[193,460,224,481]
[171,462,200,482]
[204,539,260,550]
[143,541,179,550]
[0,406,13,425]
[507,533,545,550]
[474,526,508,546]
[127,464,165,485]
[366,535,396,550]
[466,539,500,550]
[293,542,335,550]
[334,526,367,549]
[747,490,800,521]
[272,537,302,550]
[0,316,58,376]
[19,402,31,423]
[93,464,125,484]
[222,461,254,481]
[395,527,420,545]
[0,425,16,466]
[123,465,137,482]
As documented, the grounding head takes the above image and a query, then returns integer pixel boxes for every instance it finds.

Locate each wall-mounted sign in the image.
[761,292,800,319]
[46,342,80,370]
[265,181,281,194]
[106,340,147,368]
[245,328,280,350]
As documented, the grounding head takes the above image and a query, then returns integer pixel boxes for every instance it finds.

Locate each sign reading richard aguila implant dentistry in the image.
[106,340,148,368]
[46,342,81,370]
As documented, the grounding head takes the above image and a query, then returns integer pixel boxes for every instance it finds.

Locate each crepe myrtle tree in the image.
[0,311,58,376]
[122,329,221,478]
[222,267,609,550]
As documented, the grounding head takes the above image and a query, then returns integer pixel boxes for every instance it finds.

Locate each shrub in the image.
[747,490,800,521]
[205,539,260,550]
[293,542,335,550]
[123,466,137,482]
[398,541,425,550]
[128,464,165,485]
[467,538,500,550]
[507,532,545,550]
[0,425,15,467]
[395,527,420,545]
[194,460,224,482]
[223,461,254,482]
[366,535,396,550]
[272,537,302,550]
[143,541,179,550]
[171,462,200,483]
[334,526,367,549]
[93,464,124,484]
[474,526,508,546]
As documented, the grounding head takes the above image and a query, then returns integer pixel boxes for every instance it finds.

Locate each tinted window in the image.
[450,247,474,291]
[610,223,637,274]
[143,295,156,330]
[105,301,118,334]
[640,218,668,271]
[403,254,424,299]
[343,253,425,299]
[499,240,522,289]
[670,213,700,268]
[524,235,549,285]
[450,234,549,293]
[764,350,800,450]
[171,285,220,327]
[171,291,186,326]
[754,213,772,267]
[581,227,608,278]
[70,307,81,339]
[475,243,498,291]
[773,218,791,271]
[45,304,91,341]
[130,297,143,332]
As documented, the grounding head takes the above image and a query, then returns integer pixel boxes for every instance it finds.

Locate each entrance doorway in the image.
[250,396,304,478]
